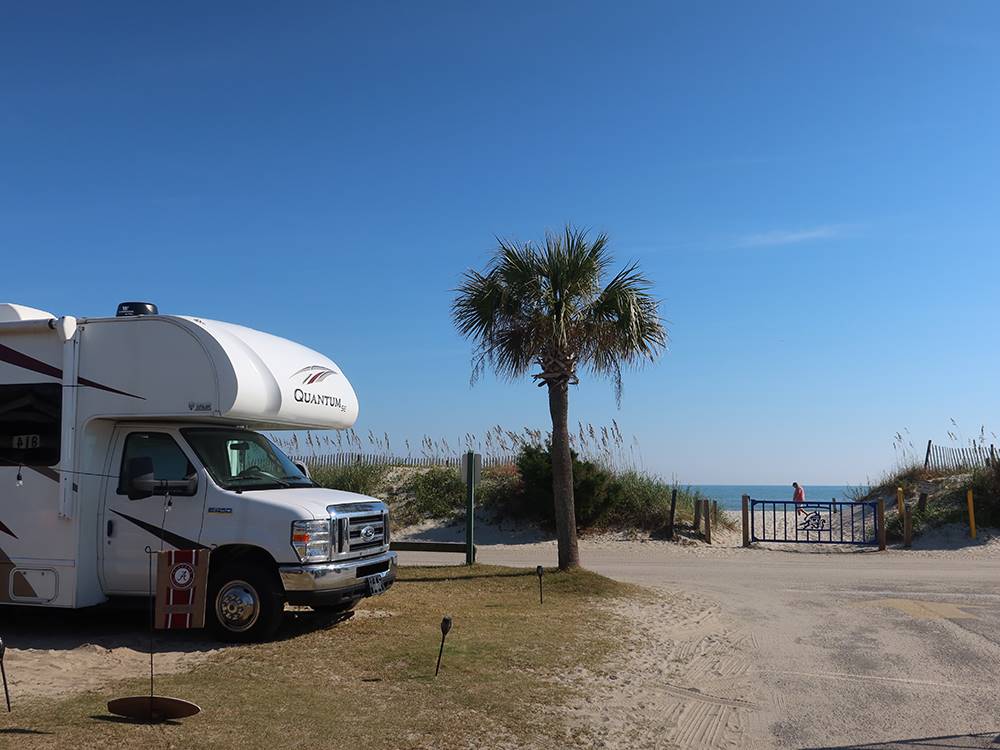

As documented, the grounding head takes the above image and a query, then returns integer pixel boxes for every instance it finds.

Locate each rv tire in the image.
[207,563,284,643]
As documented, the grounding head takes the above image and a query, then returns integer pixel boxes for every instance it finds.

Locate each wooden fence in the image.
[924,440,997,472]
[294,452,517,470]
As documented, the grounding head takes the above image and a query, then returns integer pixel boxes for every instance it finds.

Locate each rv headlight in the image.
[291,519,332,563]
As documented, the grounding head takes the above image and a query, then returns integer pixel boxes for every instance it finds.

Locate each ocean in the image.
[687,485,862,510]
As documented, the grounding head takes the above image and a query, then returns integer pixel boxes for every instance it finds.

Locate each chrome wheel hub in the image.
[216,580,260,632]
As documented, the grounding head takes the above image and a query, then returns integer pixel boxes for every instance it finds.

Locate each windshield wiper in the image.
[238,467,290,487]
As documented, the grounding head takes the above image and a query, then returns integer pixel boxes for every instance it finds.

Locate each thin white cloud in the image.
[736,225,843,248]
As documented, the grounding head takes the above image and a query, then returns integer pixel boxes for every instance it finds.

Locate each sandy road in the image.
[397,532,1000,749]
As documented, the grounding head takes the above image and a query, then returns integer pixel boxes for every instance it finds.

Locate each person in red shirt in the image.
[792,482,806,515]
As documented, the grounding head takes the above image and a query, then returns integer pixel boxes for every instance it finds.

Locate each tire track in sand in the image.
[560,590,759,748]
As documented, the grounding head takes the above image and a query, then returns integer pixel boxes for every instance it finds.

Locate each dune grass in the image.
[3,566,633,749]
[853,459,1000,539]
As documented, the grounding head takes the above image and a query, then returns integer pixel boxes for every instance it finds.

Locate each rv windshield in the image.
[181,428,314,491]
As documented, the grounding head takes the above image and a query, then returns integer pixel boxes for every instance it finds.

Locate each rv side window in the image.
[0,383,62,467]
[117,433,197,496]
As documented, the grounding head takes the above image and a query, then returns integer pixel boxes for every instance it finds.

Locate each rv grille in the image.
[328,503,389,560]
[347,513,386,554]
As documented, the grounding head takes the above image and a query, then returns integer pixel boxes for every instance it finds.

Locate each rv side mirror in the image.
[293,460,311,479]
[125,457,198,500]
[125,456,156,500]
[152,476,198,497]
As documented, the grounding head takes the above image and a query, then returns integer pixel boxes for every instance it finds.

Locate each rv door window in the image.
[0,383,62,467]
[116,433,197,496]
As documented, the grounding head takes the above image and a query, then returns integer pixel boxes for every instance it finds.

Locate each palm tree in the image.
[452,226,666,569]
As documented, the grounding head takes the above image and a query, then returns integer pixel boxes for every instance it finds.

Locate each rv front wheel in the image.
[207,564,284,642]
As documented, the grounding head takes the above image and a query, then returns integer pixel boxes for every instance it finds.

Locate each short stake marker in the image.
[0,636,10,711]
[536,565,544,605]
[435,616,452,677]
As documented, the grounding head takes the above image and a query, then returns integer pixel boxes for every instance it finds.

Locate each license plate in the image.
[366,574,386,596]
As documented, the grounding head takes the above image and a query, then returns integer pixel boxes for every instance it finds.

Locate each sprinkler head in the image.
[440,616,452,636]
[536,565,544,578]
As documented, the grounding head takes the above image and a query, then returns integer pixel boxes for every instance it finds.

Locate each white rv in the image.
[0,301,395,641]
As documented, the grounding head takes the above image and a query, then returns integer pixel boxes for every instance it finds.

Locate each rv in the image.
[0,301,396,641]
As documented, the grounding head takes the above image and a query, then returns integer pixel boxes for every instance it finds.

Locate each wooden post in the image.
[877,498,886,551]
[666,488,677,540]
[917,492,928,513]
[896,487,904,517]
[702,499,712,544]
[741,494,750,548]
[693,498,702,531]
[903,504,912,548]
[924,439,932,469]
[712,500,718,526]
[465,451,476,565]
[967,488,977,540]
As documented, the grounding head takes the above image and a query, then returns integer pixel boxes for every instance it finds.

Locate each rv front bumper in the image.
[279,550,397,607]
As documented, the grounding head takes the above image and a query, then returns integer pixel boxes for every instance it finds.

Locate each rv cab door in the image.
[100,427,207,594]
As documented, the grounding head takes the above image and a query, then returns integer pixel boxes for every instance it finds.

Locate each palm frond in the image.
[453,225,666,400]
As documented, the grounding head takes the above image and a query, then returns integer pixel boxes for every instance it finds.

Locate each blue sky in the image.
[2,2,998,484]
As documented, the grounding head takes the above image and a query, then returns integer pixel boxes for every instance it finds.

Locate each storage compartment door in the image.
[9,567,58,603]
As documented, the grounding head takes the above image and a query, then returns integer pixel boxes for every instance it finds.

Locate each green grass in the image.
[3,566,634,749]
[309,462,388,496]
[857,461,1000,539]
[851,463,935,503]
[408,466,466,520]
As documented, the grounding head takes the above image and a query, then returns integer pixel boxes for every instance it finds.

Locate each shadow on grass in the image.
[90,714,182,726]
[275,609,355,641]
[0,600,357,653]
[399,569,535,584]
[0,728,53,735]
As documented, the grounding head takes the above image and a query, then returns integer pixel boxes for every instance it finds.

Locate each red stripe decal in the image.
[0,343,62,379]
[78,375,146,400]
[0,343,144,400]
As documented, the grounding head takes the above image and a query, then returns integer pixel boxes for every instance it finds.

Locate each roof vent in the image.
[116,302,159,318]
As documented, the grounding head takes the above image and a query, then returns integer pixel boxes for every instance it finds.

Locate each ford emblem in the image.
[360,525,376,542]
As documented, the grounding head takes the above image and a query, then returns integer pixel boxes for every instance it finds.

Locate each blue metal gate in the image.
[750,500,880,546]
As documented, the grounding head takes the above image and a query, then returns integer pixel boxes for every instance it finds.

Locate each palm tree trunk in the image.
[547,380,580,569]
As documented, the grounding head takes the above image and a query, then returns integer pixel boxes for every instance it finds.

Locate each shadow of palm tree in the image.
[803,730,1000,749]
[399,569,535,583]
